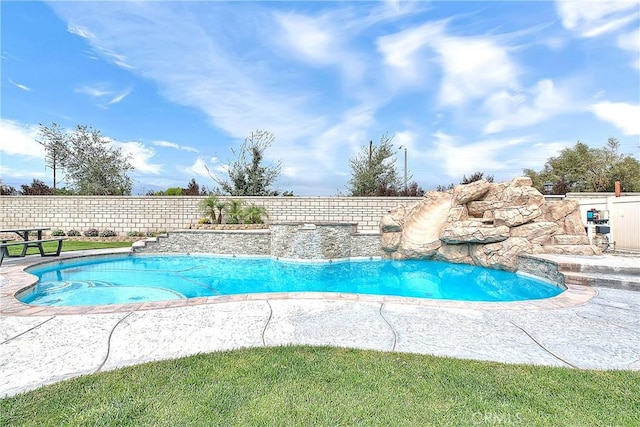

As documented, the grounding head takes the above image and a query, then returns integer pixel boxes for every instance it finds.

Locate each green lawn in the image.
[2,346,638,426]
[6,240,132,256]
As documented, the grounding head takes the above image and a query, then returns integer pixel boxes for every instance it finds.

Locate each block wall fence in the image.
[0,196,418,236]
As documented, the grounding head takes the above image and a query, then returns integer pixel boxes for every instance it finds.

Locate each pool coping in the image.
[0,249,596,316]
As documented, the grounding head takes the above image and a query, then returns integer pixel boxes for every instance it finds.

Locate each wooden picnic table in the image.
[0,227,66,265]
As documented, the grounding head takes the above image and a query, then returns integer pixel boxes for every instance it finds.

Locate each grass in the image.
[6,240,132,256]
[1,346,639,426]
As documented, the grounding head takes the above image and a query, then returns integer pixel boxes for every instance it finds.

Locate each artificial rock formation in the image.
[380,177,599,271]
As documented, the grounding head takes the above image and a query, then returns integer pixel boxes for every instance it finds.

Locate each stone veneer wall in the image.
[132,227,381,259]
[0,196,417,236]
[517,254,566,286]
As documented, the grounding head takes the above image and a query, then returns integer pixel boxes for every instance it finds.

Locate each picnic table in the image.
[0,227,66,265]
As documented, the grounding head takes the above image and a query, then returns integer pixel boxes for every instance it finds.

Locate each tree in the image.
[199,194,227,224]
[1,179,18,195]
[524,138,640,194]
[164,187,183,196]
[461,171,494,184]
[219,130,281,196]
[20,179,54,195]
[37,123,69,192]
[37,124,135,195]
[436,171,494,192]
[182,178,208,196]
[348,134,401,196]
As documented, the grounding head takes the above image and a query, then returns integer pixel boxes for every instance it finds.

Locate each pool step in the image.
[562,272,640,291]
[558,259,640,291]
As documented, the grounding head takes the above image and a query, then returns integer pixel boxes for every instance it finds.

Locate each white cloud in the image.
[436,36,519,107]
[591,102,640,135]
[483,79,575,134]
[0,119,43,158]
[618,28,640,69]
[556,0,639,37]
[68,22,133,69]
[153,140,199,153]
[273,11,365,83]
[185,158,214,179]
[107,88,132,105]
[111,141,162,175]
[376,21,443,85]
[75,83,132,108]
[377,21,519,105]
[428,131,561,178]
[8,79,31,91]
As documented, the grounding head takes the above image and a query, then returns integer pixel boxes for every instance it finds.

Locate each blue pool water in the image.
[21,255,563,306]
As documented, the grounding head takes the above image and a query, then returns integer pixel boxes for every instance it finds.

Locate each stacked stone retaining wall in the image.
[133,228,381,259]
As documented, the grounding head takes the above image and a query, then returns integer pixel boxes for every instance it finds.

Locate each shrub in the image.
[83,228,99,237]
[224,199,246,224]
[99,229,117,238]
[51,229,66,236]
[198,217,212,224]
[67,229,81,237]
[244,204,268,224]
[164,187,183,196]
[127,231,145,237]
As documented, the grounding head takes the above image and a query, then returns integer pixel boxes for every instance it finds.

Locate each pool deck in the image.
[1,249,639,397]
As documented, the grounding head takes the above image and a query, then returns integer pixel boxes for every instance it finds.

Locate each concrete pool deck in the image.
[1,250,639,397]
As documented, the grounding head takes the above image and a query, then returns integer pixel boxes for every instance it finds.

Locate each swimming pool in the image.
[20,254,564,306]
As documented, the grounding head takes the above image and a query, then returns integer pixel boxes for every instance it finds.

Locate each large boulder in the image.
[510,222,559,244]
[469,237,533,271]
[467,200,505,217]
[380,205,406,233]
[441,222,510,244]
[501,185,545,208]
[433,243,474,264]
[452,179,491,205]
[381,231,402,252]
[494,204,542,227]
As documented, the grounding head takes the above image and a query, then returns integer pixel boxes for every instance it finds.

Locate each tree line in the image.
[2,123,638,196]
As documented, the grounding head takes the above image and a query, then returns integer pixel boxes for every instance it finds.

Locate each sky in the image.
[1,0,639,196]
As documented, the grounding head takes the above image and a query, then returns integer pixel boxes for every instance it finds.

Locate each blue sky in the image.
[1,1,639,195]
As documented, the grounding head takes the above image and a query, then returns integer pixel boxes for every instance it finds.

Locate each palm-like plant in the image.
[244,204,268,224]
[213,199,227,224]
[199,195,220,223]
[225,199,246,224]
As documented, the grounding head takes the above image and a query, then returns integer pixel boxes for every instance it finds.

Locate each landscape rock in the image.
[441,223,510,244]
[494,205,542,227]
[467,200,505,217]
[378,177,595,272]
[380,205,406,232]
[510,222,558,244]
[553,234,590,245]
[469,237,533,271]
[446,206,468,223]
[510,176,533,187]
[433,244,473,264]
[452,179,491,205]
[381,232,402,252]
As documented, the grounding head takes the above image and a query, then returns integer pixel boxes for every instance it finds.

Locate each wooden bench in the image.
[0,238,67,266]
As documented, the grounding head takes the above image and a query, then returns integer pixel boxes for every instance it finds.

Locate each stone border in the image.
[0,251,596,316]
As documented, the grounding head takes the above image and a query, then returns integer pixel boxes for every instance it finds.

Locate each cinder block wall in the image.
[0,196,418,235]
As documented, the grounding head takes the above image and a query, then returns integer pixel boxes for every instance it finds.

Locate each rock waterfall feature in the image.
[380,177,598,271]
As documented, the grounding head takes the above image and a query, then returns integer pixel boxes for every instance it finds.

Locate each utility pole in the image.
[399,145,407,194]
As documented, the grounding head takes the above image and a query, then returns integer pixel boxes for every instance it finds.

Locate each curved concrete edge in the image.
[0,250,595,316]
